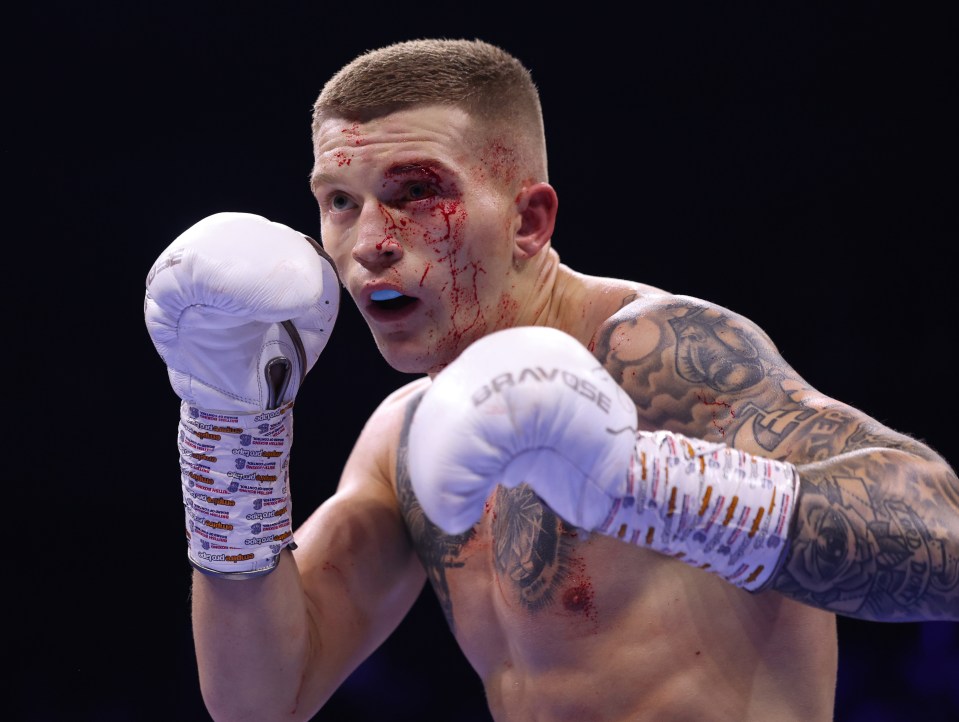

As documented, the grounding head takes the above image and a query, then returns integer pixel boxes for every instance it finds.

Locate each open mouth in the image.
[372,289,416,310]
[368,289,419,319]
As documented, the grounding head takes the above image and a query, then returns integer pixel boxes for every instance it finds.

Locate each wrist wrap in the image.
[178,401,296,579]
[600,430,799,592]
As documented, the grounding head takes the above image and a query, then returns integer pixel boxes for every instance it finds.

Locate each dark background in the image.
[11,2,958,721]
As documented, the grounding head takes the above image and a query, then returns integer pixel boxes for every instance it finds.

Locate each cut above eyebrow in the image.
[383,159,455,182]
[310,159,456,194]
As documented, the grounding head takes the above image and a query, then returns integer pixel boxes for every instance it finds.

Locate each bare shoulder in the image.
[335,376,432,495]
[370,376,432,423]
[595,290,780,357]
[370,376,432,444]
[592,291,785,394]
[364,370,427,416]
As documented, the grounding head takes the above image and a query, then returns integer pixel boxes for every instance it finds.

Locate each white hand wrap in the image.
[599,431,799,591]
[180,403,295,578]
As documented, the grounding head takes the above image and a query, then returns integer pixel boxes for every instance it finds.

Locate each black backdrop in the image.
[11,2,958,721]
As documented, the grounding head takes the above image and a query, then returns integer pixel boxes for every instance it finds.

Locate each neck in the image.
[514,249,604,347]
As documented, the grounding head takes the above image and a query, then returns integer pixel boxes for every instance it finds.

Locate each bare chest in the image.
[396,470,650,670]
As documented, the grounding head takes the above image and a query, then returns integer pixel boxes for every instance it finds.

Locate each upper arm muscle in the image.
[289,382,428,706]
[591,294,921,463]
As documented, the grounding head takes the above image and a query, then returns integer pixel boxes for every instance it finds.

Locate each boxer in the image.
[145,38,959,722]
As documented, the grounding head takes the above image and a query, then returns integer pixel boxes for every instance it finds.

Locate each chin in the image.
[373,335,462,376]
[373,338,439,375]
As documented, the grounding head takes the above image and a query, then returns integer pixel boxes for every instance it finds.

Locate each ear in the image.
[514,182,558,259]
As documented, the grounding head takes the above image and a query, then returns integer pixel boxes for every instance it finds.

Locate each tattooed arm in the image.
[593,294,959,622]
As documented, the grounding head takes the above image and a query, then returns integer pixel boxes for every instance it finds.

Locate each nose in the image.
[352,205,404,270]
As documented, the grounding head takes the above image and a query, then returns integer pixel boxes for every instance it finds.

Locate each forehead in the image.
[311,105,479,186]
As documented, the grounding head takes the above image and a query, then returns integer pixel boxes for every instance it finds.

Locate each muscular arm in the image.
[193,389,427,721]
[593,294,959,621]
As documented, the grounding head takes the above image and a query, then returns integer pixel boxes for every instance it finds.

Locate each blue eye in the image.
[329,193,356,212]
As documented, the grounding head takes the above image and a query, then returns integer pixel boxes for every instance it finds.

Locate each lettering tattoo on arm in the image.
[729,400,959,618]
[722,364,958,618]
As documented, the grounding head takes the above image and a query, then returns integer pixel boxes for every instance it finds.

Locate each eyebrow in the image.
[383,161,449,183]
[309,170,334,194]
[309,158,456,194]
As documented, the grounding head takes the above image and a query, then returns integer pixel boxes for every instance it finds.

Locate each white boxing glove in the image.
[145,212,339,578]
[408,326,799,592]
[408,326,639,534]
[145,211,339,412]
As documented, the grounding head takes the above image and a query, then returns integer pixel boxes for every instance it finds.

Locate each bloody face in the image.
[311,105,525,374]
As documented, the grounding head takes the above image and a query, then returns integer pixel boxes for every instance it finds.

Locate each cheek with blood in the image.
[423,201,496,358]
[375,204,405,252]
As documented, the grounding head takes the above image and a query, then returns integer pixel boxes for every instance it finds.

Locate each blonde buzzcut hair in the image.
[312,38,548,182]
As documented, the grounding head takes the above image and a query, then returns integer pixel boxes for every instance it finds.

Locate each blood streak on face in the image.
[428,195,489,360]
[375,161,497,366]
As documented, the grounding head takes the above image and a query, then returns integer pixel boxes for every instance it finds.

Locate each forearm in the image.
[591,426,959,620]
[773,448,959,621]
[191,486,429,722]
[192,549,319,722]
